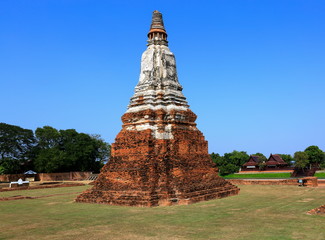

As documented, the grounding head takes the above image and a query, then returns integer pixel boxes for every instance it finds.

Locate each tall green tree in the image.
[34,126,110,173]
[213,150,249,176]
[224,151,250,167]
[219,163,239,176]
[294,151,309,169]
[321,152,325,169]
[0,123,36,174]
[90,134,111,165]
[280,154,294,165]
[304,145,324,168]
[34,126,62,173]
[210,152,222,165]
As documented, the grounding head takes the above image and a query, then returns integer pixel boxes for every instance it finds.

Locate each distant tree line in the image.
[211,146,325,176]
[2,122,324,176]
[0,123,110,174]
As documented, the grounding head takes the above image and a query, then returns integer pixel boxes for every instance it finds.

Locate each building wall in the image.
[36,172,92,181]
[0,172,92,182]
[0,174,25,182]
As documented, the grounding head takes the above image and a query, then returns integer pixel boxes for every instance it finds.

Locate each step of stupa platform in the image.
[75,183,239,207]
[176,185,240,205]
[76,189,161,207]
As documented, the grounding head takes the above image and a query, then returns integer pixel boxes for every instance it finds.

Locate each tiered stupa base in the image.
[76,110,239,207]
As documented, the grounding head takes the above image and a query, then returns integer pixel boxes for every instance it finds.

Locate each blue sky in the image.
[1,0,324,156]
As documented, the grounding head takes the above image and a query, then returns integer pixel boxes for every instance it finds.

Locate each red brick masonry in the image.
[0,182,85,192]
[76,109,239,206]
[307,205,325,215]
[228,177,318,187]
[0,172,92,182]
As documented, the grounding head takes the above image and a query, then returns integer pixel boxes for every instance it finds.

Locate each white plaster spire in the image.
[127,10,189,113]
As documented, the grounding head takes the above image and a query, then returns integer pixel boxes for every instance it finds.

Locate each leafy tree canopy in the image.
[321,154,325,169]
[0,123,36,173]
[280,154,294,165]
[34,126,110,173]
[210,152,222,165]
[294,151,309,169]
[211,150,249,176]
[224,151,250,166]
[219,163,239,176]
[304,145,324,167]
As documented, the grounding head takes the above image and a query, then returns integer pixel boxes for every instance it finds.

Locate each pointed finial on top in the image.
[147,10,168,46]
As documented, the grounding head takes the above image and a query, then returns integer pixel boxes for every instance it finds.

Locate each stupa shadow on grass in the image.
[76,10,239,207]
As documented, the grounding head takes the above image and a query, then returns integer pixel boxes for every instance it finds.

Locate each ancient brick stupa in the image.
[76,11,239,206]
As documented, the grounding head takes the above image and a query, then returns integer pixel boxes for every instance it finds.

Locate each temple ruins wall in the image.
[0,172,92,182]
[228,177,318,187]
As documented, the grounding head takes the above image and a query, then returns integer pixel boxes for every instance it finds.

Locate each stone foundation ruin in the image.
[307,205,325,215]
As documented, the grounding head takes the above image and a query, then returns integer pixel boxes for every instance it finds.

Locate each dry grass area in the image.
[0,184,324,240]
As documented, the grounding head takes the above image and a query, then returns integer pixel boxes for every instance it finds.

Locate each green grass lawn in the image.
[315,172,325,178]
[222,172,292,179]
[0,185,324,240]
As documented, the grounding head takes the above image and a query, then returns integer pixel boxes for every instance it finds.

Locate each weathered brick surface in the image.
[303,177,318,187]
[307,205,325,215]
[36,172,92,181]
[0,182,84,192]
[228,177,318,187]
[76,110,239,207]
[228,179,297,186]
[0,174,25,182]
[0,172,92,182]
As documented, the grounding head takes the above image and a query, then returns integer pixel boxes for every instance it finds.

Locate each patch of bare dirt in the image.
[0,195,34,201]
[0,182,84,192]
[0,192,81,201]
[297,198,314,203]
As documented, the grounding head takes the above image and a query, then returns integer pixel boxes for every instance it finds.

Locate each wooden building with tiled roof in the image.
[241,154,292,171]
[242,155,261,170]
[265,154,287,168]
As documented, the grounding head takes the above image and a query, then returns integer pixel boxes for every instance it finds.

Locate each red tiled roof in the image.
[266,154,287,165]
[243,161,258,166]
[250,155,260,162]
[271,154,286,164]
[243,155,260,166]
[265,160,279,165]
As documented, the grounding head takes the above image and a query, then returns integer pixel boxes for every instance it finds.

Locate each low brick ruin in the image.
[0,171,92,182]
[76,11,239,207]
[307,205,325,215]
[0,182,85,192]
[228,177,319,187]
